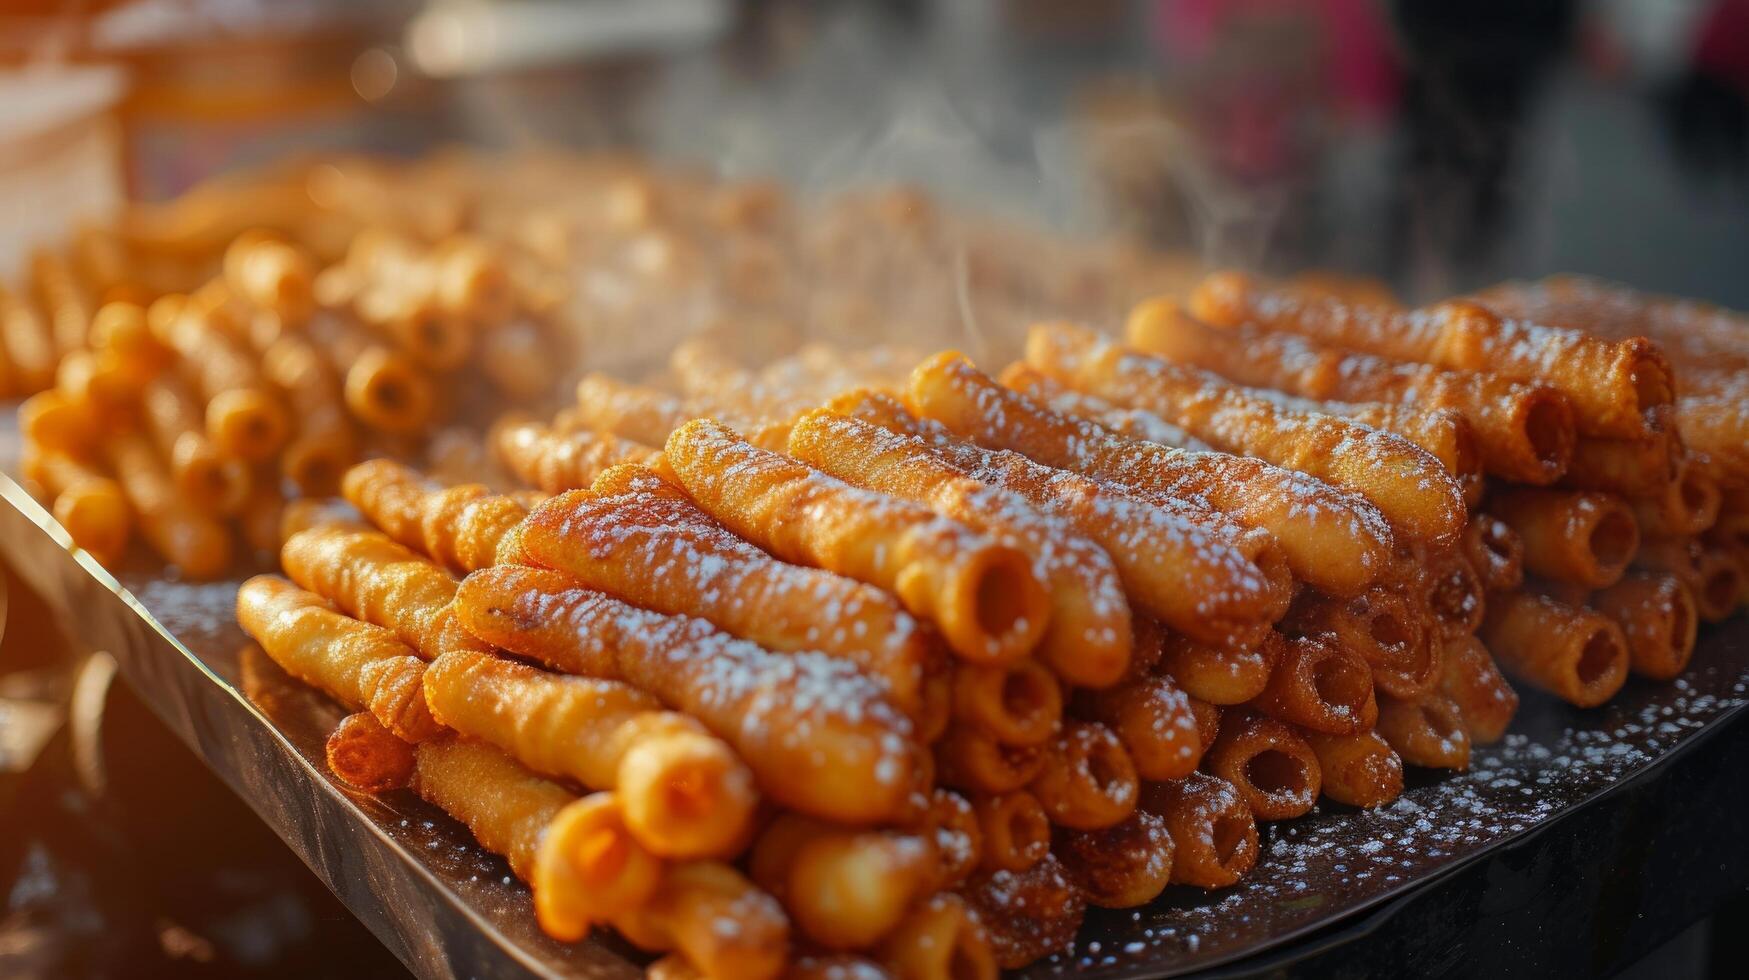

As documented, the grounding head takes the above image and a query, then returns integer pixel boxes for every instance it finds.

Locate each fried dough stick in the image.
[236,575,440,741]
[1251,632,1378,735]
[665,418,1050,665]
[340,459,527,571]
[261,332,356,495]
[325,712,415,793]
[411,738,664,943]
[1676,396,1749,486]
[1190,270,1673,439]
[958,856,1085,969]
[280,524,481,659]
[103,429,232,578]
[749,813,936,950]
[573,372,694,445]
[1075,671,1210,780]
[1053,808,1175,909]
[1479,591,1629,708]
[1633,454,1721,538]
[305,314,437,435]
[1201,711,1322,820]
[1014,363,1485,510]
[906,352,1393,596]
[1287,587,1439,699]
[1438,634,1519,745]
[21,449,131,565]
[826,389,1290,650]
[610,860,791,980]
[1464,515,1525,594]
[1127,298,1575,484]
[1592,572,1698,681]
[1301,730,1404,808]
[515,468,939,720]
[786,409,1132,687]
[1022,324,1465,544]
[1635,537,1745,622]
[224,234,316,325]
[140,374,253,513]
[424,649,757,858]
[455,565,923,824]
[1474,276,1749,370]
[1139,773,1259,888]
[153,302,290,461]
[492,412,659,493]
[0,285,57,393]
[1488,488,1639,589]
[878,894,998,980]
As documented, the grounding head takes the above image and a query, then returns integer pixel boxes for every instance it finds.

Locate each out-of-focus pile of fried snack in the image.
[4,151,1746,977]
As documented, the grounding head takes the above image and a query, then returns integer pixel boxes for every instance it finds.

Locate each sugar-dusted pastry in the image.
[236,575,439,741]
[455,565,923,824]
[665,418,1049,665]
[907,352,1394,596]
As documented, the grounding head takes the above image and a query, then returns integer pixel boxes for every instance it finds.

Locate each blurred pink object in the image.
[1695,0,1749,92]
[1154,0,1399,119]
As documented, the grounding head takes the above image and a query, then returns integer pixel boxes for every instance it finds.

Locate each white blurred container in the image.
[0,65,126,278]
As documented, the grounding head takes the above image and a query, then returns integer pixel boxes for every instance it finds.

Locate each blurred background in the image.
[2,0,1748,977]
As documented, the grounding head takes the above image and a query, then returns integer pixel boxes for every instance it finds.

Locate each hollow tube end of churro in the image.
[206,388,292,462]
[532,793,663,943]
[617,729,758,861]
[282,435,357,498]
[925,543,1052,667]
[1564,619,1631,708]
[344,348,436,435]
[176,450,255,516]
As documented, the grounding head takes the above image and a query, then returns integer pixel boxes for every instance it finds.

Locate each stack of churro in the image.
[1162,270,1743,704]
[6,153,1747,977]
[10,209,570,574]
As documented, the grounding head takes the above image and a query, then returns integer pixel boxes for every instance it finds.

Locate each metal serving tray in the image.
[2,465,1745,979]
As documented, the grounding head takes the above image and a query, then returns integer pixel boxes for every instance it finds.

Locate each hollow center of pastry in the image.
[1589,511,1636,569]
[1211,814,1248,866]
[974,561,1032,639]
[1245,749,1308,799]
[1482,522,1516,568]
[575,827,629,880]
[1576,630,1620,688]
[1523,397,1569,466]
[1633,360,1674,413]
[1368,610,1410,650]
[1002,668,1052,726]
[1312,653,1369,710]
[374,378,407,410]
[1085,742,1126,796]
[243,415,273,442]
[997,742,1038,780]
